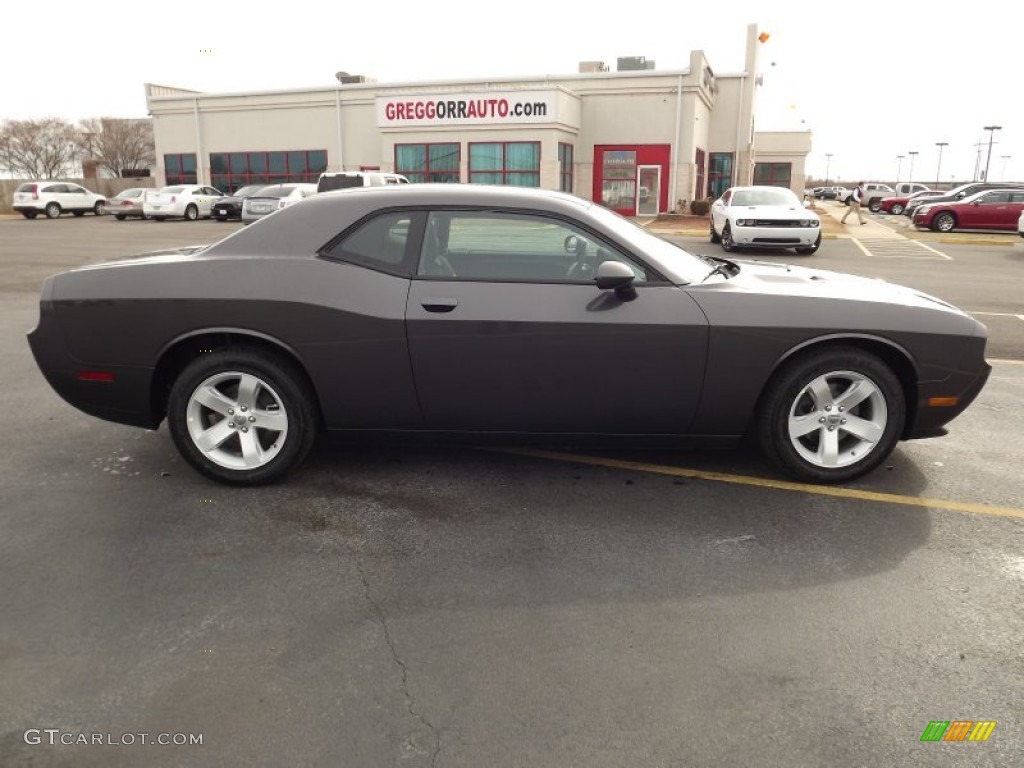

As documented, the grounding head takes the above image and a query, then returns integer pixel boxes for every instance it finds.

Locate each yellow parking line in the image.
[497,448,1024,520]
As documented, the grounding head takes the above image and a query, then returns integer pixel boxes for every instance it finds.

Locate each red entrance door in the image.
[593,145,671,216]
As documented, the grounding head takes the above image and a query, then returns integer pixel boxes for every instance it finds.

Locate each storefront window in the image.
[209,150,328,193]
[558,143,574,193]
[708,153,733,199]
[468,142,540,186]
[753,162,792,188]
[164,153,197,185]
[395,143,460,183]
[601,150,636,208]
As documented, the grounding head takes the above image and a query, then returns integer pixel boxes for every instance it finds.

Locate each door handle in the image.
[421,298,458,313]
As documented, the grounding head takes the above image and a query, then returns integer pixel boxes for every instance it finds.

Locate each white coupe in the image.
[710,186,822,255]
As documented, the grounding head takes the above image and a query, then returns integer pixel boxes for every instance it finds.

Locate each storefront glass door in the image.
[637,166,660,215]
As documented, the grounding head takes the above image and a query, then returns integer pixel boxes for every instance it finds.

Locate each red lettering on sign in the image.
[497,99,509,117]
[385,103,396,120]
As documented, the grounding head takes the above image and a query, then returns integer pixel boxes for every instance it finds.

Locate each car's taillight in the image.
[30,184,39,200]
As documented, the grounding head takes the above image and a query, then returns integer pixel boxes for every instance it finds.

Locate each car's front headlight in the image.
[801,219,819,228]
[734,218,750,226]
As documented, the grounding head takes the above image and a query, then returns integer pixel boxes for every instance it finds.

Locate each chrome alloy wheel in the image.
[786,369,887,469]
[185,371,289,470]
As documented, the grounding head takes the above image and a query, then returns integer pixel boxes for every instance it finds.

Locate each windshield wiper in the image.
[699,255,740,283]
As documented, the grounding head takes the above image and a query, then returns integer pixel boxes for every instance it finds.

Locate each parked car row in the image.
[911,189,1024,233]
[9,171,410,223]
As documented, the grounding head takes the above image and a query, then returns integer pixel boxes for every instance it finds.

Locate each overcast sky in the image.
[4,1,1017,185]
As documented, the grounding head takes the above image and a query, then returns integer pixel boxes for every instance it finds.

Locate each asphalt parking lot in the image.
[1,216,1022,767]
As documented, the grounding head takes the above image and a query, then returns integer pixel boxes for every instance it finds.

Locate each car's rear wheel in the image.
[115,214,127,221]
[184,204,199,221]
[932,212,956,232]
[93,201,105,216]
[757,346,905,483]
[72,211,85,217]
[721,222,736,252]
[21,211,37,219]
[153,216,166,221]
[794,234,821,255]
[45,202,61,219]
[167,349,318,485]
[890,203,904,215]
[868,200,881,213]
[709,218,720,243]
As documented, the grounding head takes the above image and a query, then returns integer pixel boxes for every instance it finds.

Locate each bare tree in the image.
[0,118,80,179]
[78,117,155,178]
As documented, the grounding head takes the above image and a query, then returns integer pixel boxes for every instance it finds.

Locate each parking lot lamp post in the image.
[824,153,833,185]
[895,155,904,185]
[982,125,1001,181]
[907,151,918,183]
[934,142,947,188]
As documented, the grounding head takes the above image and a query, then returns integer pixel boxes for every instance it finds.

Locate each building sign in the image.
[376,90,558,127]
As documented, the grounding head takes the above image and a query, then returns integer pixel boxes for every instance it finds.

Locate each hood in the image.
[723,258,966,315]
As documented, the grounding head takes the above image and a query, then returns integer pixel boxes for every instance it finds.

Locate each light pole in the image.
[895,154,905,185]
[907,151,918,183]
[934,142,948,189]
[824,153,833,185]
[982,125,1001,182]
[1002,155,1012,181]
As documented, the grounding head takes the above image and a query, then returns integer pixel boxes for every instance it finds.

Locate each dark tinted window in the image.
[322,212,416,273]
[318,175,365,192]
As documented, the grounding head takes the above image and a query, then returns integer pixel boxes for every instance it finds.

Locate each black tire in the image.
[72,211,86,217]
[94,201,106,216]
[115,214,127,221]
[45,202,61,219]
[709,218,721,244]
[794,234,821,255]
[153,216,166,221]
[932,212,956,233]
[167,348,319,485]
[757,346,905,484]
[721,222,736,252]
[184,204,199,221]
[890,203,904,215]
[22,211,37,219]
[868,199,881,213]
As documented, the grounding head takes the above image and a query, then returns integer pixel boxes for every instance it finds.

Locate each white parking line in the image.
[908,239,954,260]
[970,312,1024,322]
[850,237,953,260]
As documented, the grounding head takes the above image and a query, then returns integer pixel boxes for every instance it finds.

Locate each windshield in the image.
[232,185,267,198]
[731,188,800,207]
[253,185,295,199]
[115,189,145,199]
[586,203,707,284]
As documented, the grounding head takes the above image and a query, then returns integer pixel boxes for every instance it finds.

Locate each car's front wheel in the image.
[794,234,821,255]
[890,203,904,215]
[45,202,61,219]
[721,222,736,252]
[94,201,105,216]
[757,346,905,483]
[932,212,956,233]
[167,348,319,485]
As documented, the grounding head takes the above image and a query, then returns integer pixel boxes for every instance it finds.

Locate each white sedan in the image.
[143,184,223,221]
[710,186,822,255]
[241,183,318,224]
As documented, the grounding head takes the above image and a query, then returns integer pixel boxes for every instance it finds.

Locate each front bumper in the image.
[729,224,820,248]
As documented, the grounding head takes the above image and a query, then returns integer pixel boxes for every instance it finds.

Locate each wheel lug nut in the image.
[838,406,844,412]
[825,405,832,411]
[228,422,235,429]
[841,419,847,424]
[819,417,826,423]
[241,426,249,433]
[248,415,255,422]
[828,425,835,431]
[240,406,248,412]
[228,408,234,415]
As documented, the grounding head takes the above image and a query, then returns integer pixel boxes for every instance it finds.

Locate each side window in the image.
[321,211,416,275]
[979,192,1006,205]
[416,210,649,283]
[47,184,66,193]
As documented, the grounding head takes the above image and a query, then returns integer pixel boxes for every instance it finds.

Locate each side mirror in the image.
[595,260,637,301]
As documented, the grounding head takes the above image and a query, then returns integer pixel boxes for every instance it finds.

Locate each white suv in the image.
[12,181,107,219]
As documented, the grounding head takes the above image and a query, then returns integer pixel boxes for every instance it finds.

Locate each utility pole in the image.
[824,153,833,185]
[934,142,948,189]
[895,154,904,185]
[907,151,918,183]
[982,125,1001,182]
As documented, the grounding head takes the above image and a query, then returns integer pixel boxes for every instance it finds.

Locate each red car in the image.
[912,189,1024,232]
[879,189,937,216]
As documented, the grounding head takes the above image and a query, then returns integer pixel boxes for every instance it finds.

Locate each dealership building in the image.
[145,25,810,216]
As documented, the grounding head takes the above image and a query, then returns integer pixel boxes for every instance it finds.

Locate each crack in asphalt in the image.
[356,557,442,767]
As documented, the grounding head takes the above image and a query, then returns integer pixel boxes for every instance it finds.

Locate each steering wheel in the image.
[433,253,457,278]
[565,238,595,280]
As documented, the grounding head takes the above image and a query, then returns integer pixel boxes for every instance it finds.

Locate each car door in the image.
[63,184,87,211]
[960,191,1005,229]
[405,209,709,434]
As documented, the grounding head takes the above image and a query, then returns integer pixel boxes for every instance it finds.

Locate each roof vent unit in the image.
[617,56,655,72]
[578,61,610,73]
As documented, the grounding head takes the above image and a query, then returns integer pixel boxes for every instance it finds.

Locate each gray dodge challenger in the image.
[27,185,991,485]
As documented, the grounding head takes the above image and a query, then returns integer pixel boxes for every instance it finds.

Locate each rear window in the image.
[318,175,365,192]
[254,186,294,199]
[116,189,145,198]
[16,183,37,193]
